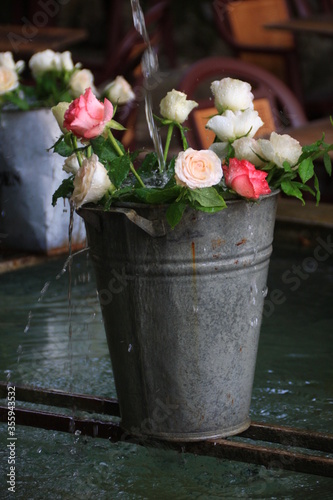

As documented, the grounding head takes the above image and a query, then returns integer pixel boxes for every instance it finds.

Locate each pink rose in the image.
[223,158,271,199]
[63,87,113,139]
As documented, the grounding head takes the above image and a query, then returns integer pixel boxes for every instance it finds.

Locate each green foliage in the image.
[52,177,74,206]
[91,136,124,163]
[166,201,187,229]
[107,155,131,188]
[51,135,75,157]
[264,134,333,205]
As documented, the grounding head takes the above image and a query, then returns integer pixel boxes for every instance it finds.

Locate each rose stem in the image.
[163,123,174,163]
[107,129,145,188]
[179,125,188,150]
[71,136,82,167]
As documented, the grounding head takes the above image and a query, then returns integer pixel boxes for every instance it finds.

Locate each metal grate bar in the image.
[1,405,333,478]
[1,383,333,477]
[241,421,333,454]
[0,382,120,417]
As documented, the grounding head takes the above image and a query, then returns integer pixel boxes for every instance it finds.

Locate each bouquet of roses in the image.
[0,49,135,110]
[50,77,332,228]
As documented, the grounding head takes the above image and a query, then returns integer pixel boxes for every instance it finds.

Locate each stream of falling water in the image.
[130,0,165,171]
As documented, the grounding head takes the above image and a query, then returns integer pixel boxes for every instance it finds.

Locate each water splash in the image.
[130,0,164,170]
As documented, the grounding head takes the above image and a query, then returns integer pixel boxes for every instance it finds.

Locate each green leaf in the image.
[313,173,321,205]
[323,152,332,176]
[166,201,187,229]
[53,137,74,157]
[187,187,227,209]
[282,161,293,173]
[107,119,127,131]
[134,185,181,204]
[108,155,131,188]
[281,180,305,204]
[137,152,159,175]
[298,158,314,184]
[2,91,30,110]
[91,136,120,163]
[52,177,74,206]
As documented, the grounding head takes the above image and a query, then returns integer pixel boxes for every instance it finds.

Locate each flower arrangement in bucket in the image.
[49,78,333,441]
[51,78,332,226]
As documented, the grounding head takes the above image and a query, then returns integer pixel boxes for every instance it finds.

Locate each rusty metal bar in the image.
[0,382,120,417]
[1,382,332,454]
[241,421,333,454]
[1,405,333,478]
[1,383,333,477]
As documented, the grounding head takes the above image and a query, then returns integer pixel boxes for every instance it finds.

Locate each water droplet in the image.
[37,447,42,454]
[69,418,75,433]
[38,281,50,302]
[17,345,22,354]
[24,311,32,334]
[128,344,133,352]
[262,286,268,298]
[250,317,258,327]
[74,430,81,436]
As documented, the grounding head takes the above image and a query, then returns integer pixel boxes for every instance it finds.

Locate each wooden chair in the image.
[178,56,307,150]
[211,0,304,100]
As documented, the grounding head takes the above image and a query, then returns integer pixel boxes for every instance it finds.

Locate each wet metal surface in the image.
[1,382,333,478]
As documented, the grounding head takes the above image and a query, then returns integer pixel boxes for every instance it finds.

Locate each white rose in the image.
[63,154,80,175]
[29,49,61,77]
[71,154,114,208]
[258,131,302,168]
[206,109,263,142]
[175,148,223,189]
[69,69,98,98]
[160,89,198,124]
[0,51,25,73]
[0,67,19,95]
[211,78,254,113]
[51,101,70,134]
[233,137,266,167]
[59,51,74,72]
[104,76,135,104]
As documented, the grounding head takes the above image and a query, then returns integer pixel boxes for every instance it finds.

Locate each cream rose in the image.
[103,76,135,104]
[206,109,263,142]
[258,131,302,168]
[63,154,80,175]
[175,148,223,189]
[71,154,114,208]
[160,89,198,124]
[233,137,265,167]
[69,69,97,98]
[52,101,71,134]
[0,51,24,73]
[0,67,19,95]
[211,78,254,113]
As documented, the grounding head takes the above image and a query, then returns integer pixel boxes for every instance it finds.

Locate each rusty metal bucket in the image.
[78,190,278,441]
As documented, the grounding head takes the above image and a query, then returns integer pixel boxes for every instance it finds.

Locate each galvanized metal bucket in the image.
[0,109,86,254]
[78,190,278,441]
